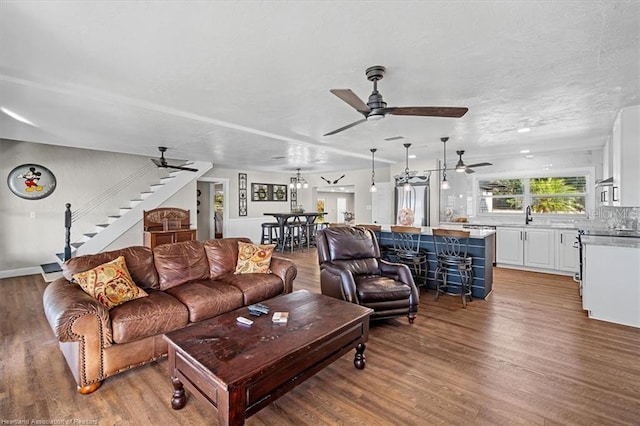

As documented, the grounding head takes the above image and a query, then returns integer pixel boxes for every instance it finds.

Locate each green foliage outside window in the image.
[478,176,587,215]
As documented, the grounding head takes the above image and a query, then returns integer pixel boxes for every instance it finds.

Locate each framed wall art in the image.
[238,173,247,216]
[251,183,288,202]
[7,163,57,200]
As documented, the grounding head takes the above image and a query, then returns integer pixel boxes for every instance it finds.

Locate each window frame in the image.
[473,167,595,219]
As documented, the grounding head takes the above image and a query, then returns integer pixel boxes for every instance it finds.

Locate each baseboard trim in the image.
[0,266,42,279]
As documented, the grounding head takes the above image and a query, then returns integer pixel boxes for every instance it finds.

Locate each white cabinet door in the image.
[612,106,640,206]
[556,230,579,273]
[496,227,524,265]
[523,228,555,269]
[584,243,640,327]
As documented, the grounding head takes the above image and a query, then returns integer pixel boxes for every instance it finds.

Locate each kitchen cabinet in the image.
[496,227,555,270]
[582,241,640,328]
[496,227,524,265]
[611,106,640,206]
[556,230,579,273]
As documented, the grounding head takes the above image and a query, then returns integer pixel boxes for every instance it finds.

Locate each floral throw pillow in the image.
[234,241,275,274]
[72,255,148,309]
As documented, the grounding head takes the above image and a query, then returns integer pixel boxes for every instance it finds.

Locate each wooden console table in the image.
[143,207,196,249]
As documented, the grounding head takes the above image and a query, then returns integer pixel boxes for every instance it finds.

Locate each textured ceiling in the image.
[1,1,638,173]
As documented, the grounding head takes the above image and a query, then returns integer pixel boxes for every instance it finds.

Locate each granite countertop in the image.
[380,225,495,239]
[439,221,578,230]
[581,234,640,249]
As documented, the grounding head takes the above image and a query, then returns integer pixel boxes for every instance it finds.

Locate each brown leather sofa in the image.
[43,238,297,394]
[316,226,419,323]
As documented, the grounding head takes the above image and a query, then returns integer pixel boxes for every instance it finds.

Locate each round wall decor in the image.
[7,163,57,200]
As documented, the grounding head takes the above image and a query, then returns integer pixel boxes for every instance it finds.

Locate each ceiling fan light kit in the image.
[324,65,468,136]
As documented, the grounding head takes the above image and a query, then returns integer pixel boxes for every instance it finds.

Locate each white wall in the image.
[0,139,174,273]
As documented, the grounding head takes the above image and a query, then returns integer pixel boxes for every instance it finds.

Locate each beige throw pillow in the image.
[72,255,148,309]
[234,241,275,274]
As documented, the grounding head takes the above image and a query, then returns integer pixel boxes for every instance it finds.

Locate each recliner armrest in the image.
[319,262,358,304]
[379,259,414,285]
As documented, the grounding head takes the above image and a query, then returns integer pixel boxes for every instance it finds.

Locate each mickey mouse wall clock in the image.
[7,163,57,200]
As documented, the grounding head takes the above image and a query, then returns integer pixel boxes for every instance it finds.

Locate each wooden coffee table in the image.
[163,290,372,425]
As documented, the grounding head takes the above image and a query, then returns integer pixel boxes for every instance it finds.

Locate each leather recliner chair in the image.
[316,226,419,323]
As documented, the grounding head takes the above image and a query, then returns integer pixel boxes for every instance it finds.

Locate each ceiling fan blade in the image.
[323,118,367,136]
[166,164,199,172]
[465,162,493,168]
[150,158,164,167]
[329,89,371,113]
[465,168,476,174]
[387,106,468,118]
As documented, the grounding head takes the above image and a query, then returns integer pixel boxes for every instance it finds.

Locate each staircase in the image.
[41,160,212,281]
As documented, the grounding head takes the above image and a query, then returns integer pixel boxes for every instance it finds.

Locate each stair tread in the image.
[84,233,97,238]
[41,262,63,273]
[71,242,84,248]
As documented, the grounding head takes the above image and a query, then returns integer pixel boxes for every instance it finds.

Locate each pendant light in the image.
[441,137,450,190]
[403,143,412,191]
[369,148,377,192]
[289,168,308,189]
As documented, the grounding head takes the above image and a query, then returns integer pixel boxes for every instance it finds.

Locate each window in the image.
[478,175,587,216]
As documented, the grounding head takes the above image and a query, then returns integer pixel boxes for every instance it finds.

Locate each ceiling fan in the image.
[151,146,198,172]
[324,65,468,136]
[454,150,492,174]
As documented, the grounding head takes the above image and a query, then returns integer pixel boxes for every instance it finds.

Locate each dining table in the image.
[263,212,326,249]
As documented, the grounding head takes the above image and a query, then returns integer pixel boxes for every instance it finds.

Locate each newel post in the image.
[64,203,72,261]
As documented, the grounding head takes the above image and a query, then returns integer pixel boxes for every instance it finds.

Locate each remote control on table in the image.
[236,316,253,326]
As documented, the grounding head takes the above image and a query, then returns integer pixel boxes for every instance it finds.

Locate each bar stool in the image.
[260,222,279,245]
[432,228,473,308]
[390,226,428,288]
[280,218,303,252]
[301,220,317,250]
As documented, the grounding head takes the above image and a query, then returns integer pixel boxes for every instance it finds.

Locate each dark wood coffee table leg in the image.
[353,343,366,369]
[171,376,186,409]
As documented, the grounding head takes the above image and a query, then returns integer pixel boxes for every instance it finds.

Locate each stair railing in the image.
[63,162,164,258]
[71,163,158,223]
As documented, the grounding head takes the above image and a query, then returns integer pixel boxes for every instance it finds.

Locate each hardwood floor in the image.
[2,249,639,425]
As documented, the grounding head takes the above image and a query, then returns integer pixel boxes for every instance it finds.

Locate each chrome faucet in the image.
[525,205,533,225]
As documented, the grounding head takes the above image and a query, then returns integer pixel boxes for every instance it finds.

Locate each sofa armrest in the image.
[43,278,112,348]
[319,263,358,304]
[270,256,297,293]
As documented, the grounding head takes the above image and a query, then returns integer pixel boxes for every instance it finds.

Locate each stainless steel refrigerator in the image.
[394,176,430,226]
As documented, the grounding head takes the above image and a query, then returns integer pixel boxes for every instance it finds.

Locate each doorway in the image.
[197,178,229,240]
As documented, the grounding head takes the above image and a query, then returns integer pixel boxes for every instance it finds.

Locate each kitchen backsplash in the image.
[579,206,640,230]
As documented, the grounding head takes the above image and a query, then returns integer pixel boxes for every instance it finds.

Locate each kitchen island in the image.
[375,225,495,299]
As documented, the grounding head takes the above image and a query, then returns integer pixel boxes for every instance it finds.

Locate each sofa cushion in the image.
[235,241,275,274]
[355,275,412,303]
[110,291,189,344]
[153,240,210,290]
[165,281,244,322]
[203,238,251,279]
[63,246,159,290]
[216,273,284,305]
[72,256,149,309]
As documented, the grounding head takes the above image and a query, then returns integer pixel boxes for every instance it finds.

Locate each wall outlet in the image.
[30,211,36,219]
